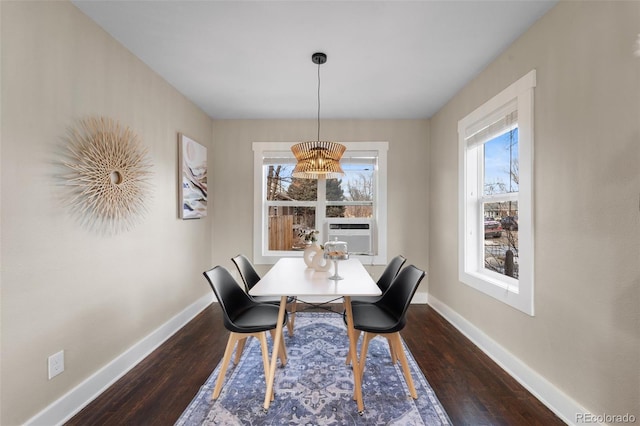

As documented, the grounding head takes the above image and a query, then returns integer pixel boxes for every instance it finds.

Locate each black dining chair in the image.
[351,255,407,305]
[350,264,426,400]
[203,266,288,400]
[345,255,407,364]
[232,254,298,336]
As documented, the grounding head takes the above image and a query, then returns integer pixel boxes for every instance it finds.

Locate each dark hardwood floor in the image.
[67,304,563,425]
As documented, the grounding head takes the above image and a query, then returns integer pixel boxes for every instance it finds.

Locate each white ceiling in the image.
[72,0,557,120]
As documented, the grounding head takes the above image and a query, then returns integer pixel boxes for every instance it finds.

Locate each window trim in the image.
[458,70,536,316]
[253,141,388,265]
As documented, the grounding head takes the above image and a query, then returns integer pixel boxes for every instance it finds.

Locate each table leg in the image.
[343,296,365,413]
[262,295,288,411]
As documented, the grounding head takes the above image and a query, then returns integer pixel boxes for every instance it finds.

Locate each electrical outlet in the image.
[48,350,64,380]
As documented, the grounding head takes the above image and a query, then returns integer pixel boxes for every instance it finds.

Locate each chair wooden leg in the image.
[352,332,374,401]
[278,331,287,366]
[281,332,288,363]
[214,331,281,401]
[257,332,270,376]
[257,332,275,401]
[385,335,398,364]
[263,297,288,411]
[234,337,247,365]
[345,329,362,365]
[212,332,240,400]
[287,298,297,337]
[389,332,417,399]
[269,329,288,366]
[359,332,374,377]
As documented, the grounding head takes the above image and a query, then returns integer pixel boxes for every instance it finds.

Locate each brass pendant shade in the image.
[292,52,345,179]
[291,140,346,179]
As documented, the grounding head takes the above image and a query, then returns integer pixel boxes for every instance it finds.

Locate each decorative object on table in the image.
[62,116,152,234]
[175,312,451,426]
[303,243,319,267]
[301,229,318,263]
[304,244,332,272]
[291,52,346,179]
[302,231,331,272]
[178,133,207,219]
[324,237,349,280]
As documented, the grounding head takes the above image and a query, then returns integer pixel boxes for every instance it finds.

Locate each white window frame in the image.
[458,70,536,316]
[253,141,388,265]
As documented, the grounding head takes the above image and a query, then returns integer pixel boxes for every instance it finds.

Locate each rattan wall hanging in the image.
[63,117,153,234]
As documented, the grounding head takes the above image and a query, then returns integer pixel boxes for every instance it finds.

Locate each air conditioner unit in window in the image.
[324,218,373,255]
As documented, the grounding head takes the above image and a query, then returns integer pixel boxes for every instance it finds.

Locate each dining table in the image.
[249,257,381,414]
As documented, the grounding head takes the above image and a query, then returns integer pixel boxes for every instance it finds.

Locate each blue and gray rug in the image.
[176,312,451,425]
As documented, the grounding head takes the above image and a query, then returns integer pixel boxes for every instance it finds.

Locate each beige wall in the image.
[3,0,638,424]
[1,2,212,424]
[211,119,430,288]
[429,0,639,419]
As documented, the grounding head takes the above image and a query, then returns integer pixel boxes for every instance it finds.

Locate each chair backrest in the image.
[203,266,256,330]
[376,264,425,329]
[231,254,261,292]
[376,255,407,293]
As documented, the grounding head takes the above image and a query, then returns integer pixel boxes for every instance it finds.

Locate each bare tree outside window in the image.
[483,129,519,279]
[343,173,373,218]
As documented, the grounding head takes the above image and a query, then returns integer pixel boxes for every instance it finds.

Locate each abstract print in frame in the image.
[178,133,207,219]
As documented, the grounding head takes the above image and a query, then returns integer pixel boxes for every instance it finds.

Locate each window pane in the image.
[264,165,318,201]
[325,178,346,202]
[287,178,318,201]
[326,205,373,218]
[483,201,519,279]
[484,128,519,196]
[344,164,374,199]
[268,206,316,251]
[327,162,374,218]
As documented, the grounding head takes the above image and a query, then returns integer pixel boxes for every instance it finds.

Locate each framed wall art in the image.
[178,133,207,219]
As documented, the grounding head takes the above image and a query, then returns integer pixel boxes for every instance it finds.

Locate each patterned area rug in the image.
[176,312,451,425]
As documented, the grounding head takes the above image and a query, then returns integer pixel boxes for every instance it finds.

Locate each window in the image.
[253,142,388,265]
[458,70,535,316]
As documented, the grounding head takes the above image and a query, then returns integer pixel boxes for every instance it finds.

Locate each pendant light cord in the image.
[317,61,321,142]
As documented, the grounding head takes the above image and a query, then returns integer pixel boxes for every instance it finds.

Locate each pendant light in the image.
[291,52,346,179]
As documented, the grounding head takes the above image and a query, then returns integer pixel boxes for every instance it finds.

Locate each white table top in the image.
[250,257,381,297]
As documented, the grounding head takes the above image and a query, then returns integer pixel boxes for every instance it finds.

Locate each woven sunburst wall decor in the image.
[63,117,153,234]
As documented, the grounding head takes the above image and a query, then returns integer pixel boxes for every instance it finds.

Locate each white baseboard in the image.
[26,293,213,426]
[412,291,428,304]
[428,294,589,426]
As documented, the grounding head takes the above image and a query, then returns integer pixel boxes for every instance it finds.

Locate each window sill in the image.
[460,269,533,316]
